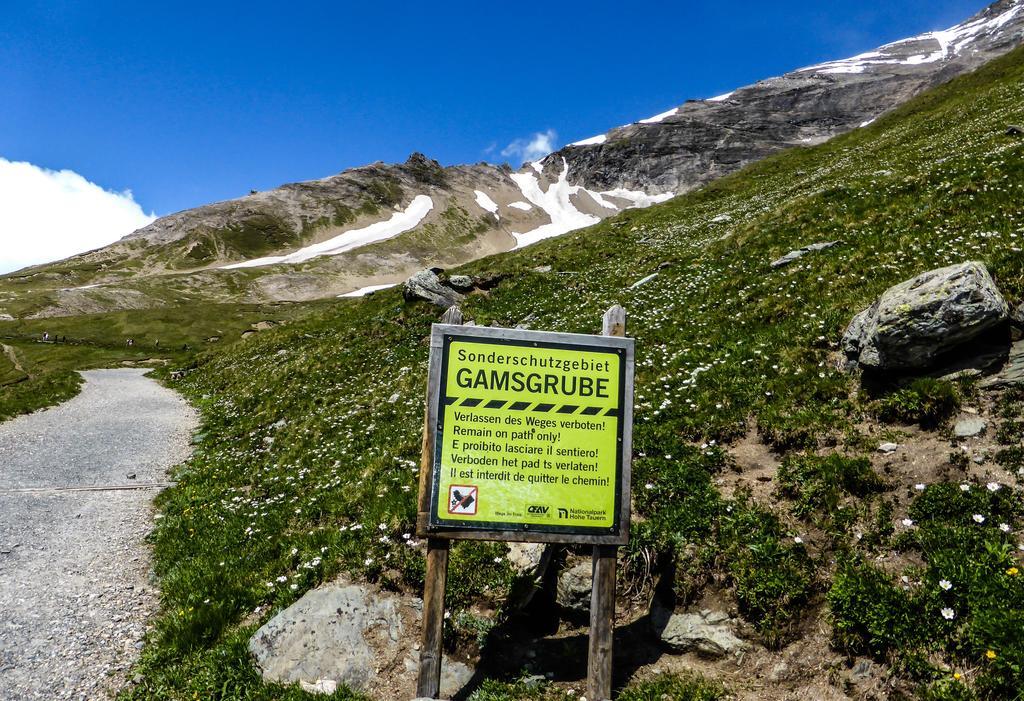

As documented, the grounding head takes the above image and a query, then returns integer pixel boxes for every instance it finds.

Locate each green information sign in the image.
[425,325,634,543]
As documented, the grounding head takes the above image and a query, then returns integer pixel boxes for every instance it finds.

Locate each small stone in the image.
[387,393,400,404]
[770,240,840,268]
[126,472,137,480]
[629,273,658,290]
[954,417,987,438]
[522,674,546,689]
[981,340,1024,389]
[556,561,593,615]
[851,659,874,682]
[769,662,791,682]
[651,606,746,657]
[402,269,464,308]
[448,275,474,291]
[299,679,338,694]
[878,442,899,454]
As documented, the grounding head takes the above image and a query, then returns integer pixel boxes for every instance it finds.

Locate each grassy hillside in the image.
[0,300,335,420]
[112,45,1024,700]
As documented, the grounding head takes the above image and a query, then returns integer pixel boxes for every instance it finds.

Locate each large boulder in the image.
[403,269,465,308]
[249,582,472,697]
[842,262,1009,370]
[650,605,747,657]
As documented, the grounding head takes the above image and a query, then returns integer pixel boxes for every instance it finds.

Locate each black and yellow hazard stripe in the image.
[445,396,619,417]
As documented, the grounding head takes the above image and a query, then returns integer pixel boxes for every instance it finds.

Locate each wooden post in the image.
[417,537,450,698]
[588,305,625,701]
[417,305,462,699]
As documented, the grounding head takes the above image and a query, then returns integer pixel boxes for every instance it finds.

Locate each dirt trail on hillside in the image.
[0,368,197,700]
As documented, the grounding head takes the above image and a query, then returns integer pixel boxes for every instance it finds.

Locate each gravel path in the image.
[0,368,197,700]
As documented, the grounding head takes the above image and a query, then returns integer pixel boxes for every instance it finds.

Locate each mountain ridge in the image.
[3,0,1023,319]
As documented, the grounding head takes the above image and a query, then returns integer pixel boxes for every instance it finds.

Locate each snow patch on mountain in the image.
[583,190,621,210]
[799,1,1024,75]
[569,134,608,147]
[508,160,599,248]
[222,195,434,269]
[507,159,675,249]
[598,188,673,208]
[508,201,532,211]
[474,190,499,218]
[338,283,397,297]
[639,107,679,124]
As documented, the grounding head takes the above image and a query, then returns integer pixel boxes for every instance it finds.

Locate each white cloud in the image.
[501,129,557,164]
[0,158,156,274]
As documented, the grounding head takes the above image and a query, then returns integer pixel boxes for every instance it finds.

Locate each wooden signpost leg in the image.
[417,305,462,699]
[588,304,626,701]
[418,537,450,699]
[588,544,617,701]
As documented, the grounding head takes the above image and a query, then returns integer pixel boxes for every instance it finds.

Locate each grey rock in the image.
[250,582,472,698]
[981,340,1024,388]
[650,605,747,657]
[506,542,550,575]
[629,273,659,289]
[842,262,1009,370]
[402,270,465,308]
[448,275,474,291]
[300,679,338,695]
[1011,302,1024,327]
[556,561,593,614]
[249,583,397,692]
[522,674,547,689]
[939,368,983,382]
[440,659,475,698]
[769,662,791,682]
[770,240,841,268]
[878,442,899,454]
[710,214,732,224]
[1007,125,1024,136]
[851,659,875,682]
[954,417,987,438]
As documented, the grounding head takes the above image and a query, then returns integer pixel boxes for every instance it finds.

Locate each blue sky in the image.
[0,0,988,218]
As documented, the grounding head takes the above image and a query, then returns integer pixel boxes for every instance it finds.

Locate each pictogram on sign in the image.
[448,485,478,515]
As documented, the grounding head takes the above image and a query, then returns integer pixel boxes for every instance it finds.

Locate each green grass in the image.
[830,482,1024,696]
[465,673,726,701]
[874,378,963,428]
[777,453,887,521]
[0,300,335,420]
[0,42,1002,700]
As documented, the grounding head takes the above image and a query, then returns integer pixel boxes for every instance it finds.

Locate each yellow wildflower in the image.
[1007,566,1019,576]
[986,650,997,660]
